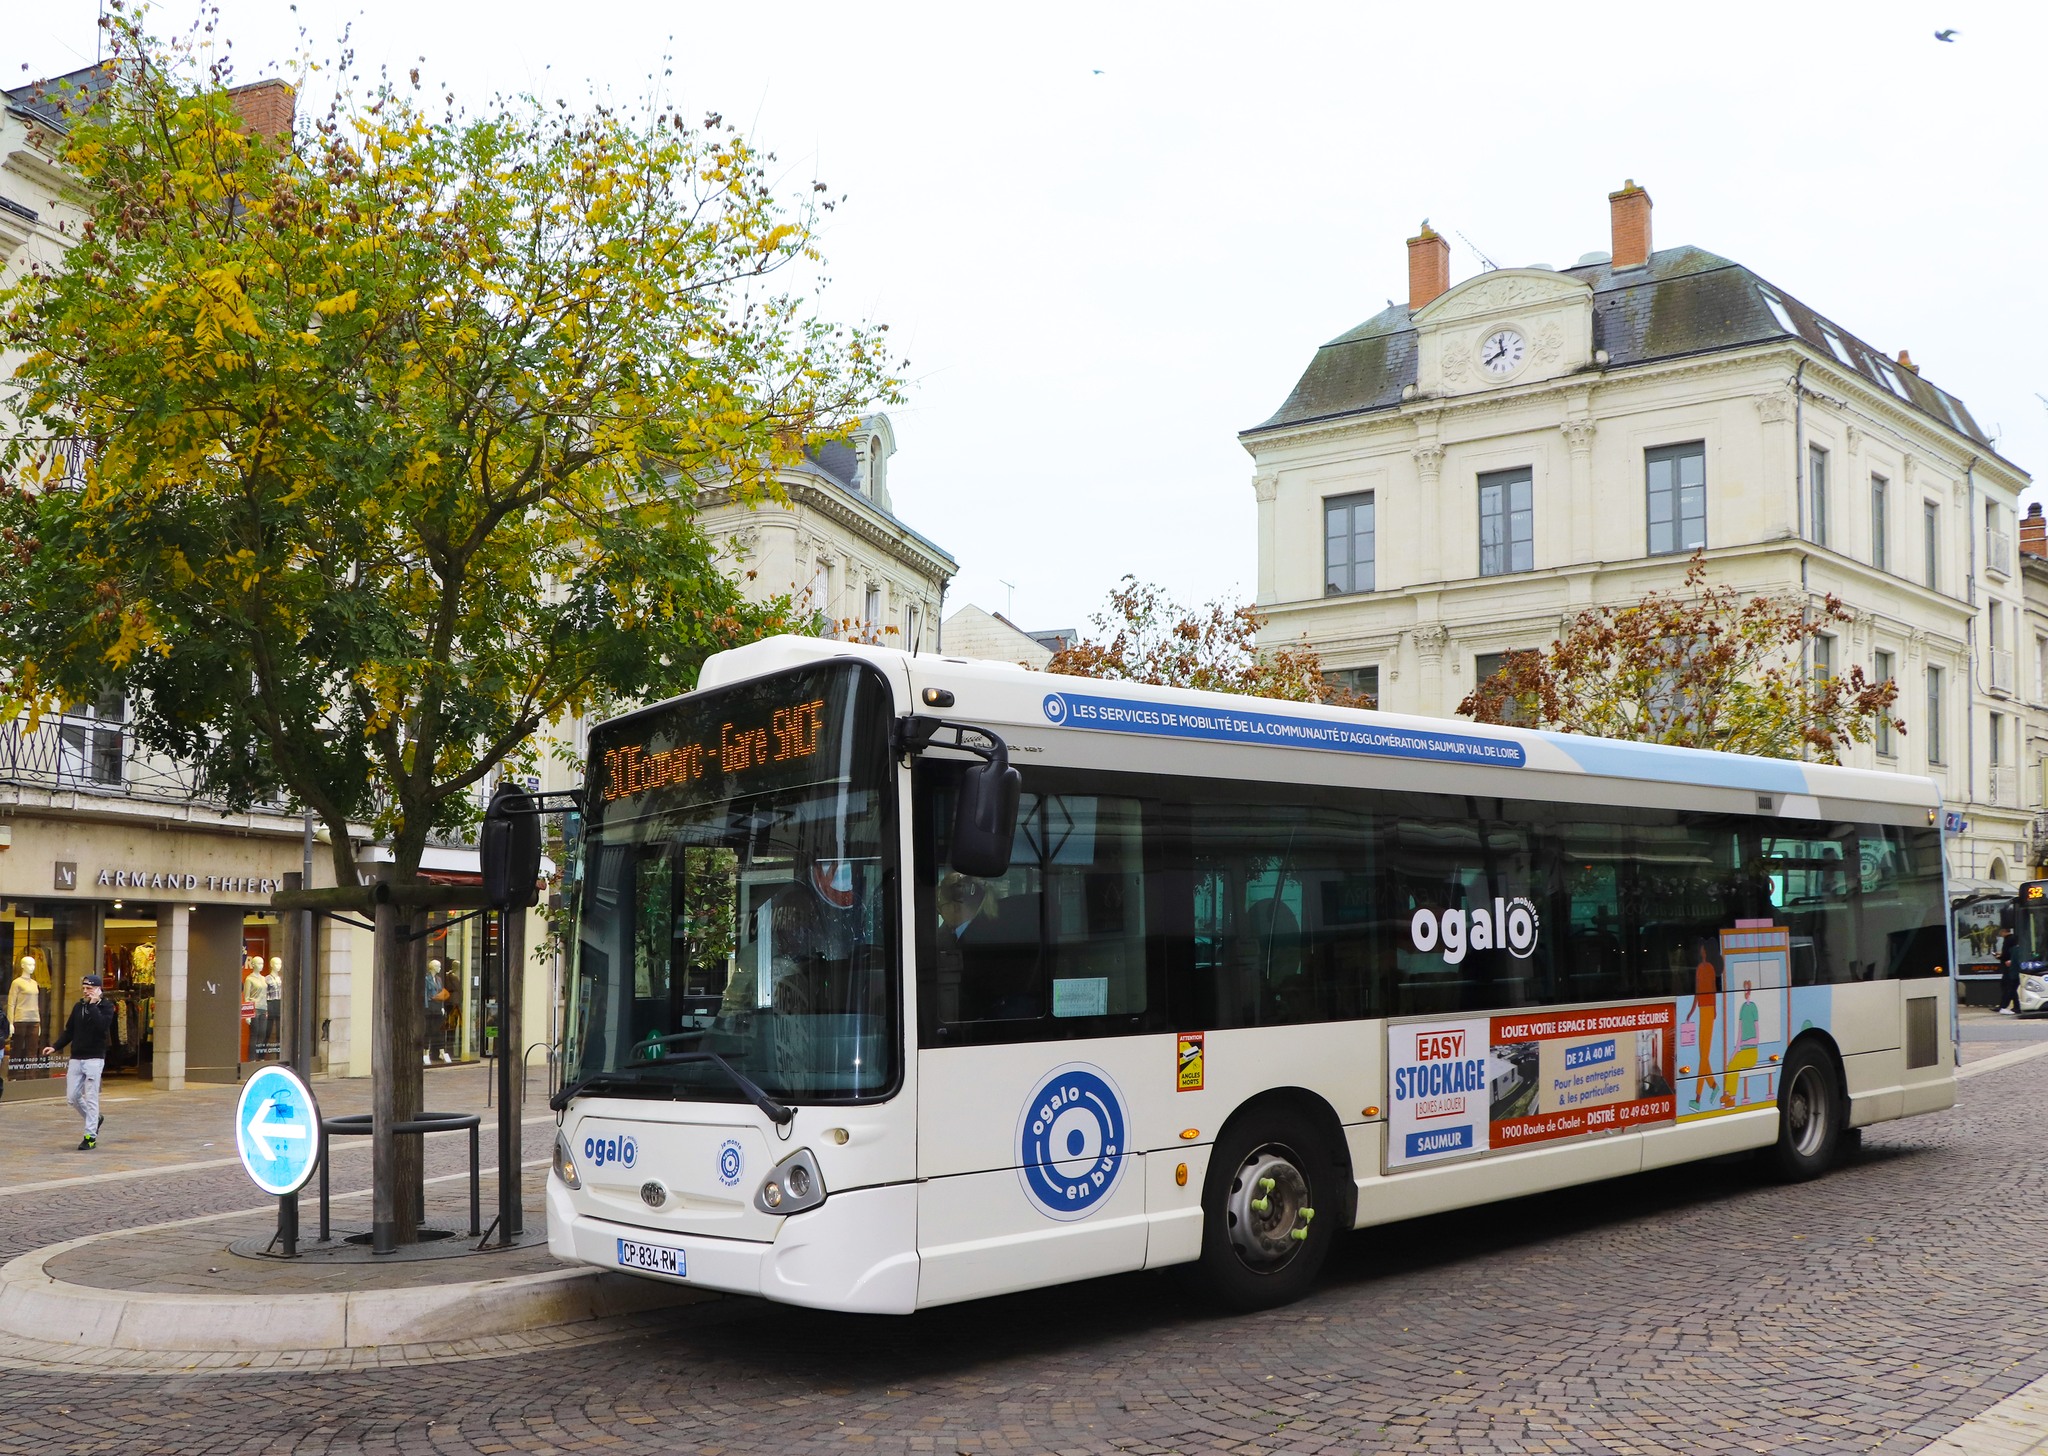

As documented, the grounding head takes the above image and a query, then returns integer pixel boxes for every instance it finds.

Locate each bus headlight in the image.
[753,1148,826,1216]
[553,1130,582,1189]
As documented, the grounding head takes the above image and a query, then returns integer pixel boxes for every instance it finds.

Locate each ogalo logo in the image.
[1410,896,1540,964]
[1016,1063,1128,1221]
[583,1133,638,1169]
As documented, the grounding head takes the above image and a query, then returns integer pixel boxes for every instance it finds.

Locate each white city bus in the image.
[546,637,1956,1313]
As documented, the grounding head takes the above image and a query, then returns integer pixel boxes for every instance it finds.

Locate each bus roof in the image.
[692,635,1941,811]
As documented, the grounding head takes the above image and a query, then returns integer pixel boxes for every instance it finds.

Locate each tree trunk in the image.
[371,882,428,1248]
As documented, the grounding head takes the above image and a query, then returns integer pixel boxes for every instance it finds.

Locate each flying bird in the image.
[1934,28,1958,41]
[1092,69,1104,75]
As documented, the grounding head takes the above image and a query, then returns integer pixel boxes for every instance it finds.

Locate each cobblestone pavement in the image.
[1958,1004,2048,1063]
[1,1053,2045,1454]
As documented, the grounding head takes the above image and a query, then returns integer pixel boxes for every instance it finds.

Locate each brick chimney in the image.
[1896,349,1919,374]
[226,78,296,141]
[1407,221,1450,313]
[1608,179,1653,270]
[2022,502,2046,560]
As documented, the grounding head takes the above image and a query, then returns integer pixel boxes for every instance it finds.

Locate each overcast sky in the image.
[13,1,2045,635]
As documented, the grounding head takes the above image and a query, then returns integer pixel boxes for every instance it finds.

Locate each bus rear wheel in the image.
[1194,1108,1338,1311]
[1765,1041,1842,1182]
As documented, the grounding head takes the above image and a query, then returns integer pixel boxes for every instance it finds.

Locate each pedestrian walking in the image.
[1997,930,2022,1016]
[43,974,115,1149]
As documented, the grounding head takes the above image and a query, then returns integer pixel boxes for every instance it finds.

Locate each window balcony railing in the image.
[1991,649,2015,695]
[1987,529,2014,578]
[0,712,289,813]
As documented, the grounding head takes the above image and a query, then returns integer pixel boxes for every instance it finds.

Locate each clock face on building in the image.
[1479,329,1526,376]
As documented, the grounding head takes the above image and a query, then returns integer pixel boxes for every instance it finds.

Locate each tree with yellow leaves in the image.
[0,13,900,892]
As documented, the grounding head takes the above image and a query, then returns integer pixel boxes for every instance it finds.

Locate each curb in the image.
[0,1235,705,1359]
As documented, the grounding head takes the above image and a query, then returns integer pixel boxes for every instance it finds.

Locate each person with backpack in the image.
[43,974,116,1149]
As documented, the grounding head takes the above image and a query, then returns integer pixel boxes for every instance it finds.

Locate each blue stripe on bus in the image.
[1039,692,1526,768]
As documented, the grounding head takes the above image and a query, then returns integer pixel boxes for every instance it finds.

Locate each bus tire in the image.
[1765,1040,1841,1182]
[1193,1107,1339,1312]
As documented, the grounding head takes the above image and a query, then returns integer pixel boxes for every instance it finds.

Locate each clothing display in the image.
[7,962,42,1027]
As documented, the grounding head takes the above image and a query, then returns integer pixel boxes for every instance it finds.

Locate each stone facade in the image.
[698,414,955,651]
[1245,182,2034,887]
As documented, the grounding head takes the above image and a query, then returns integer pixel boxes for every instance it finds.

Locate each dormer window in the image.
[865,436,884,498]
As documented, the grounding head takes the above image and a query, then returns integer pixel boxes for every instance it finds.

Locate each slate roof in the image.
[4,65,118,132]
[794,443,957,569]
[1243,245,1989,447]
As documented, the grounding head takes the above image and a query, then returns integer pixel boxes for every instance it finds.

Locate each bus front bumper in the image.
[546,1174,919,1315]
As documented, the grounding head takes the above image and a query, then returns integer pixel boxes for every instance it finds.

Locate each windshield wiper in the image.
[549,1069,662,1111]
[639,1050,796,1126]
[550,1052,796,1126]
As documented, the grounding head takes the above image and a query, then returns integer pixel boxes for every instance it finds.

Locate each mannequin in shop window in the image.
[423,959,452,1065]
[9,956,43,1064]
[242,954,267,1057]
[264,957,284,1060]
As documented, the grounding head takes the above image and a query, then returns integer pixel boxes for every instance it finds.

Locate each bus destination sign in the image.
[601,697,826,804]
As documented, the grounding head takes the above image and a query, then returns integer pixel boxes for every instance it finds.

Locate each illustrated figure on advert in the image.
[1722,981,1762,1107]
[1683,940,1719,1110]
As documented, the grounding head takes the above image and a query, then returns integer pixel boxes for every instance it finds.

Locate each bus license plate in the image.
[616,1238,685,1277]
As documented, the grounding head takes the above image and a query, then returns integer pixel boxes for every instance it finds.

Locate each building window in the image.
[1871,474,1888,571]
[1808,445,1829,546]
[1924,501,1940,590]
[1325,492,1375,596]
[1873,649,1896,757]
[1926,666,1944,765]
[864,584,882,627]
[1645,443,1706,556]
[2036,636,2047,704]
[1477,468,1534,577]
[904,603,922,651]
[57,687,126,786]
[1811,633,1833,682]
[1474,649,1540,726]
[1321,665,1378,705]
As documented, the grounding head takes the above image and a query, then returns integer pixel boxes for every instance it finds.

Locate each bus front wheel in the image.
[1766,1041,1843,1181]
[1194,1108,1338,1311]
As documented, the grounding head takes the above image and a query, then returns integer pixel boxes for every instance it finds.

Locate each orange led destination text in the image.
[602,698,826,802]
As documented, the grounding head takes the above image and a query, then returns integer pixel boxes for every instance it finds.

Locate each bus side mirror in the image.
[482,783,543,909]
[951,747,1020,879]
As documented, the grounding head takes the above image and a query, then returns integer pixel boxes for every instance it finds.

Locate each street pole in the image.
[277,868,303,1258]
[299,810,317,1077]
[499,903,526,1237]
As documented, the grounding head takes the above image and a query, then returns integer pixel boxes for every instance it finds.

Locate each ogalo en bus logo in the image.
[1409,896,1540,964]
[1016,1063,1128,1220]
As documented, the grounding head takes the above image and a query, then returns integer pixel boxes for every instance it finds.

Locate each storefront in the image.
[421,902,492,1066]
[0,815,308,1097]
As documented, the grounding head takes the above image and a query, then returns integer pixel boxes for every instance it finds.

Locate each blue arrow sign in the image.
[235,1065,323,1196]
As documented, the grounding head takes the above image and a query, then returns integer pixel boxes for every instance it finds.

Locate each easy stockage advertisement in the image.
[1387,1003,1678,1169]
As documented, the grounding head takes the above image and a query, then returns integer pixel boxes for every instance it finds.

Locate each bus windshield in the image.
[564,662,899,1105]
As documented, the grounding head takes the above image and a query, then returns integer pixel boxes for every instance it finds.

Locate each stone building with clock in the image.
[1243,180,2037,903]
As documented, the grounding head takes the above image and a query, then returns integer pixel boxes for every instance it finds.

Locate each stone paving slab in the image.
[0,1060,532,1189]
[0,1165,703,1368]
[44,1168,554,1292]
